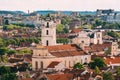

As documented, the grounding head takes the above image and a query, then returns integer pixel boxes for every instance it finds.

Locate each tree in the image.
[0,66,10,75]
[4,19,9,25]
[73,62,84,69]
[0,38,4,47]
[89,57,106,69]
[61,16,71,25]
[105,47,111,55]
[57,38,69,44]
[107,31,120,38]
[0,48,8,62]
[117,67,120,76]
[8,50,16,56]
[95,66,101,74]
[3,73,16,80]
[63,28,69,33]
[56,24,64,33]
[18,48,31,54]
[103,72,114,80]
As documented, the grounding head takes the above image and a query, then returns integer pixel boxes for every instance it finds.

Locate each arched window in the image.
[81,59,83,64]
[46,40,49,46]
[65,60,66,67]
[41,61,43,69]
[46,30,49,35]
[73,61,75,65]
[69,61,71,68]
[35,61,38,70]
[85,58,87,63]
[46,22,49,28]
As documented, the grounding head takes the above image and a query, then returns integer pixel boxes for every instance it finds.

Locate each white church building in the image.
[32,15,91,71]
[32,15,119,71]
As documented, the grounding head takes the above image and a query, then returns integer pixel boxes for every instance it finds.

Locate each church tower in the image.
[41,14,56,46]
[111,41,118,56]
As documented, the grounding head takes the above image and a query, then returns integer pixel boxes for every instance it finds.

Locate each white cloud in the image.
[0,0,120,12]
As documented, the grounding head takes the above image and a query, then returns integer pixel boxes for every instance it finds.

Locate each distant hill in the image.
[0,11,26,15]
[33,10,96,15]
[33,10,56,15]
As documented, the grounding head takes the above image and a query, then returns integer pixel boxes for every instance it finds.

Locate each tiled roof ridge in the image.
[49,49,77,52]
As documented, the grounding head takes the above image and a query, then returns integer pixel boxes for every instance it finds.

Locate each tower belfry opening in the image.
[41,14,56,46]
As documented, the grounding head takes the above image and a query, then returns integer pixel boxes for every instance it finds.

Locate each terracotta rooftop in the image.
[22,78,33,80]
[84,43,111,53]
[103,35,114,39]
[70,28,82,33]
[47,61,60,68]
[46,44,78,51]
[105,56,120,65]
[46,44,86,57]
[50,50,85,57]
[46,73,73,80]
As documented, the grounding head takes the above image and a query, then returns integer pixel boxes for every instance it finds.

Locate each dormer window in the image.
[46,22,49,28]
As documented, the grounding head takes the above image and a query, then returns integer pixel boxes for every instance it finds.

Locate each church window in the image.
[46,30,49,35]
[85,58,87,63]
[46,22,49,28]
[97,34,100,38]
[81,59,83,64]
[35,61,38,70]
[97,40,100,44]
[73,61,75,65]
[46,40,49,46]
[81,41,84,43]
[65,61,66,67]
[69,61,71,67]
[41,61,43,69]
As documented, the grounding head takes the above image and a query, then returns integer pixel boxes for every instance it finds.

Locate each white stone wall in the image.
[111,42,118,56]
[54,63,66,71]
[41,21,56,46]
[32,54,91,70]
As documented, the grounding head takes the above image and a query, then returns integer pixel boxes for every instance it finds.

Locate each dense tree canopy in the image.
[95,66,101,74]
[0,66,16,80]
[89,57,106,69]
[57,38,69,44]
[117,67,120,76]
[103,72,114,80]
[73,62,84,69]
[0,66,10,75]
[7,50,16,56]
[107,31,120,38]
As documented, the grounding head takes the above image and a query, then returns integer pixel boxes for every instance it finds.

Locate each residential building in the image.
[96,9,120,23]
[72,30,103,46]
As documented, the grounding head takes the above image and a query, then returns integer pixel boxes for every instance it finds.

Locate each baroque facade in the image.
[32,44,91,70]
[32,16,91,70]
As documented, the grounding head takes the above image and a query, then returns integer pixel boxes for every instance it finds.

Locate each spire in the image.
[46,14,51,21]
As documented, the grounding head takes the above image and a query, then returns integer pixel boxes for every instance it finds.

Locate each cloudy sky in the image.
[0,0,119,12]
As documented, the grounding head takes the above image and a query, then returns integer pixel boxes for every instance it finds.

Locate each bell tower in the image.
[41,14,56,46]
[111,41,118,56]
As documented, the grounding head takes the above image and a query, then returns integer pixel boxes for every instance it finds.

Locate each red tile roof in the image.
[46,44,77,51]
[47,61,60,68]
[84,43,111,52]
[50,50,85,57]
[103,35,114,39]
[22,78,33,80]
[105,57,120,65]
[46,44,86,57]
[70,29,82,33]
[47,73,73,80]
